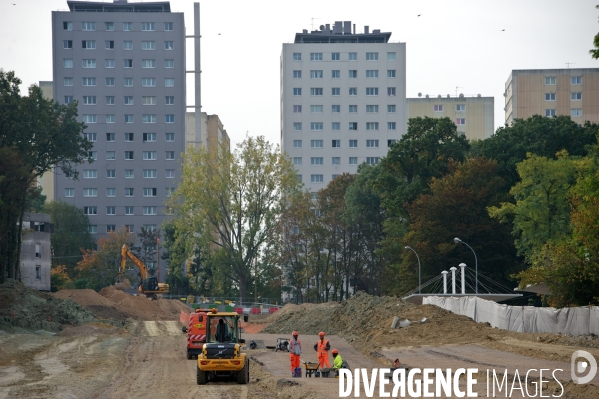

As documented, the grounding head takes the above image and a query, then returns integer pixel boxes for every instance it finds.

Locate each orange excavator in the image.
[115,244,169,299]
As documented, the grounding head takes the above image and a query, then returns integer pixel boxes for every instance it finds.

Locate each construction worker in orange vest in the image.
[313,331,331,369]
[289,331,302,376]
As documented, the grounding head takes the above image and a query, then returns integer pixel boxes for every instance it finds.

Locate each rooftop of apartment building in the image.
[67,0,171,12]
[407,94,491,102]
[509,68,599,76]
[294,21,392,43]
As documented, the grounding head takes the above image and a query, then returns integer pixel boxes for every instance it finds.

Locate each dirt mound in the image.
[0,279,97,332]
[55,322,125,337]
[52,285,191,322]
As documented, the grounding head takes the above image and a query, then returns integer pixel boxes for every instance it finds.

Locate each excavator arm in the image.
[120,244,149,280]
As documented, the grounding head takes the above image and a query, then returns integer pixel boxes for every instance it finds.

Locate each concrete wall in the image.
[21,214,52,291]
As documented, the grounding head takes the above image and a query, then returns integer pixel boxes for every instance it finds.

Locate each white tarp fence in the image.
[423,296,599,336]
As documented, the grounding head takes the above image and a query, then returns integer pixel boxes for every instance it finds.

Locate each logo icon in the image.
[571,350,597,384]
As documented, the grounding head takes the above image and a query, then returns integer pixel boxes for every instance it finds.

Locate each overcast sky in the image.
[1,0,598,147]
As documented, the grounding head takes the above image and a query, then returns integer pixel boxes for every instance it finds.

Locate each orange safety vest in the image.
[316,339,330,357]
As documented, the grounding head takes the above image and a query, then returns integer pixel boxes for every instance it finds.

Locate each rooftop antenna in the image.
[455,86,462,97]
[565,62,575,69]
[311,17,321,31]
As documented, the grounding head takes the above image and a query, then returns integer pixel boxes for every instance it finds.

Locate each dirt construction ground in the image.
[3,283,599,398]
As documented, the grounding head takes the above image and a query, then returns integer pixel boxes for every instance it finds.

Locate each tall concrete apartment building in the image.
[407,95,494,141]
[281,22,406,192]
[52,1,185,241]
[505,68,599,125]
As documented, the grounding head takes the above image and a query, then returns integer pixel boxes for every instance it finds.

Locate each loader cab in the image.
[207,316,239,343]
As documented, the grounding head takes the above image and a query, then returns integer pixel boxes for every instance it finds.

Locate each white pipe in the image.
[459,263,466,294]
[441,271,448,294]
[450,267,457,295]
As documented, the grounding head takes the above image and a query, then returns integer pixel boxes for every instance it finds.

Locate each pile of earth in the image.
[263,291,599,359]
[242,302,337,334]
[0,279,97,332]
[52,285,191,321]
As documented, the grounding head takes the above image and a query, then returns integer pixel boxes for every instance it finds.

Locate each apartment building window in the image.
[83,170,97,179]
[311,140,323,148]
[105,40,114,50]
[366,70,378,78]
[366,122,379,131]
[143,133,156,142]
[545,109,556,117]
[142,59,156,68]
[311,157,323,165]
[124,114,134,123]
[81,40,96,50]
[142,41,156,50]
[83,206,97,216]
[142,22,155,31]
[165,114,175,123]
[124,225,134,233]
[293,140,302,148]
[293,70,301,78]
[123,41,133,50]
[387,70,396,78]
[571,92,582,101]
[63,40,73,49]
[366,52,378,61]
[105,78,115,86]
[348,70,357,78]
[82,59,96,68]
[331,52,340,61]
[456,104,466,111]
[388,122,396,130]
[332,157,340,165]
[65,188,74,197]
[141,96,156,105]
[291,122,301,131]
[349,88,357,96]
[106,225,116,232]
[125,206,134,215]
[84,133,97,142]
[349,140,358,148]
[164,22,174,31]
[165,41,174,50]
[166,133,175,142]
[83,114,96,123]
[349,52,357,61]
[123,96,133,106]
[366,88,378,96]
[143,151,157,160]
[125,188,134,197]
[293,105,302,113]
[387,87,396,96]
[125,151,134,160]
[366,105,379,113]
[64,96,73,104]
[571,76,582,85]
[88,151,97,160]
[332,140,341,148]
[63,21,72,30]
[310,105,323,114]
[63,59,73,68]
[311,174,324,183]
[106,206,116,216]
[106,151,116,160]
[124,133,134,142]
[166,169,175,178]
[165,59,174,68]
[166,187,175,196]
[82,96,96,105]
[165,151,175,160]
[310,122,323,131]
[165,78,174,87]
[106,133,115,142]
[434,105,443,112]
[82,22,95,31]
[366,157,380,165]
[293,88,301,96]
[456,118,466,125]
[332,122,340,131]
[332,105,340,113]
[310,53,323,61]
[388,139,397,147]
[349,122,358,131]
[123,22,132,30]
[366,139,379,148]
[82,77,96,86]
[293,53,301,61]
[124,169,134,178]
[143,188,158,197]
[310,88,323,96]
[387,52,396,61]
[332,70,340,78]
[105,22,114,31]
[144,169,157,178]
[35,243,41,259]
[89,226,97,234]
[545,93,556,101]
[349,105,357,113]
[293,157,302,166]
[310,70,323,78]
[349,157,358,165]
[123,59,133,68]
[105,59,115,69]
[545,77,556,85]
[143,207,157,216]
[571,109,582,117]
[106,169,115,178]
[143,114,157,123]
[124,78,133,87]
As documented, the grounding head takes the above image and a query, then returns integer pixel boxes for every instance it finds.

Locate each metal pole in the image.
[454,238,478,295]
[459,263,466,294]
[450,267,457,294]
[441,271,448,294]
[405,246,421,294]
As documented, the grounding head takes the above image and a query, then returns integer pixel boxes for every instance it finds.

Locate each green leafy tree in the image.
[590,5,599,59]
[132,227,161,277]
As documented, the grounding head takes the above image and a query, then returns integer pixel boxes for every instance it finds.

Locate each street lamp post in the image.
[454,237,478,295]
[405,246,421,294]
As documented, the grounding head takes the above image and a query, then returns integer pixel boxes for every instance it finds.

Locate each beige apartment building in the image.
[505,68,599,125]
[185,112,230,152]
[406,95,494,141]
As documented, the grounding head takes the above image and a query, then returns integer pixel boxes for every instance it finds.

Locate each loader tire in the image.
[197,366,207,385]
[237,360,249,384]
[186,351,192,360]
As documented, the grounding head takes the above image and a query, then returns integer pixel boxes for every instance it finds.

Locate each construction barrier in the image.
[234,307,243,314]
[179,310,189,325]
[423,296,599,336]
[269,307,279,314]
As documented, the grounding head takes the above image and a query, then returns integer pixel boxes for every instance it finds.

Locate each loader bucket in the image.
[115,278,131,290]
